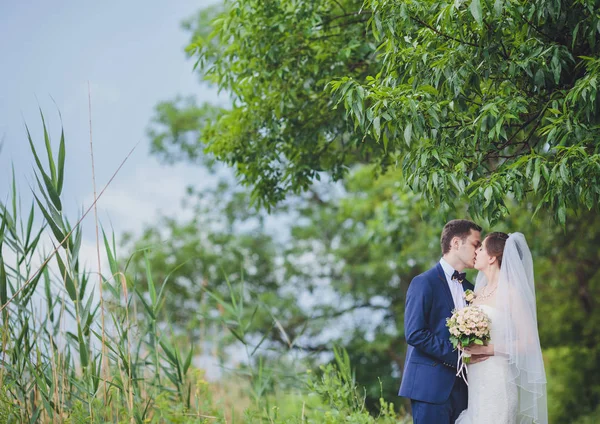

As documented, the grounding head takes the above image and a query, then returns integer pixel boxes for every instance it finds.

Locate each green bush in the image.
[545,346,600,423]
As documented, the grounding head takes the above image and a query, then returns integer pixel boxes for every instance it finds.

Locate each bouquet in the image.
[446,305,491,364]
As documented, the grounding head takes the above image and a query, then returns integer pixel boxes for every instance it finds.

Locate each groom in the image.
[399,219,484,423]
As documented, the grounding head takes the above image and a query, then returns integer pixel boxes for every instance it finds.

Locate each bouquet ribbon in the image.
[456,349,469,385]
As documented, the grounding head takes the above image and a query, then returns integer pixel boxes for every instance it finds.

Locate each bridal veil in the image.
[476,232,548,424]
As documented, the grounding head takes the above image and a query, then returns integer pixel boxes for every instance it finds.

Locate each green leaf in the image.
[25,123,50,183]
[55,252,77,302]
[404,123,412,146]
[483,186,493,206]
[534,69,545,87]
[78,323,89,368]
[251,323,275,356]
[24,201,35,249]
[39,109,57,184]
[57,126,66,195]
[493,0,504,16]
[102,228,119,277]
[532,160,541,192]
[44,268,54,322]
[135,287,156,320]
[159,338,178,365]
[470,0,483,25]
[383,129,389,151]
[373,116,381,141]
[144,252,157,307]
[33,194,65,242]
[38,170,62,212]
[229,327,246,344]
[559,162,569,184]
[0,256,7,308]
[29,408,41,424]
[183,346,194,375]
[557,202,566,226]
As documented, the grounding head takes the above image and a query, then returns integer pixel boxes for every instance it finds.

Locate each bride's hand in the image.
[464,343,494,356]
[469,354,490,364]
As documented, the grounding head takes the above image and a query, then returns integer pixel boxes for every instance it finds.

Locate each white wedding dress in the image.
[457,233,547,423]
[456,304,518,424]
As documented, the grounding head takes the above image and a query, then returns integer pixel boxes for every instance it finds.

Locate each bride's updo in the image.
[485,232,509,267]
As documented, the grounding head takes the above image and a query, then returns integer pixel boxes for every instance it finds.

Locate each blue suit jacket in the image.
[398,263,474,404]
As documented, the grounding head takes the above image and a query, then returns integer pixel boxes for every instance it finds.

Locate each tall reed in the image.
[0,114,221,423]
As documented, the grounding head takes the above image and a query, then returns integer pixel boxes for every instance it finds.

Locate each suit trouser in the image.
[410,377,468,424]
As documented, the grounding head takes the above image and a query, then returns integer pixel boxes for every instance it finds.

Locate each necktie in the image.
[452,270,466,282]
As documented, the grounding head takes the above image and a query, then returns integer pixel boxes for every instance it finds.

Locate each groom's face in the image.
[456,230,482,269]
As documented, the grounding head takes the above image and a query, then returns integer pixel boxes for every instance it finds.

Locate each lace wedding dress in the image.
[455,304,518,424]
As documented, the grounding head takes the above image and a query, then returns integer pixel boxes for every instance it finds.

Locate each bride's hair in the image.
[485,232,509,267]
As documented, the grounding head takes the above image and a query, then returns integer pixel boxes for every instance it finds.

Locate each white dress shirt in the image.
[439,258,466,310]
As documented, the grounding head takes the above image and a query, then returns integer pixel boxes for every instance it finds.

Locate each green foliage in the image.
[0,384,18,423]
[570,404,600,424]
[121,183,280,327]
[152,0,385,209]
[148,95,222,169]
[128,160,600,422]
[202,272,411,423]
[331,0,600,224]
[522,208,600,424]
[304,347,408,423]
[544,346,600,423]
[125,164,451,412]
[151,0,600,224]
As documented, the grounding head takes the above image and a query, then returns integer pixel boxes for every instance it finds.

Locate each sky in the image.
[0,0,223,243]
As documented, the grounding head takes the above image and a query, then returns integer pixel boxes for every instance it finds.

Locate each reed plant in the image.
[0,114,225,423]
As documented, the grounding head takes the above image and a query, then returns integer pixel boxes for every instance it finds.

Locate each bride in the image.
[456,232,548,424]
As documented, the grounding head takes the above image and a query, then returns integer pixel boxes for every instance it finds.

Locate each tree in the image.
[152,0,384,209]
[330,0,600,225]
[152,0,600,224]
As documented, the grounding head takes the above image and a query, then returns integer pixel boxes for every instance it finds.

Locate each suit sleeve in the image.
[404,276,458,366]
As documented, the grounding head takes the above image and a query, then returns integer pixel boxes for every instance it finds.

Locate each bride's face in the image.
[474,238,498,271]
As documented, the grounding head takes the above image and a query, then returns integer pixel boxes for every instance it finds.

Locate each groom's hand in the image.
[469,354,490,364]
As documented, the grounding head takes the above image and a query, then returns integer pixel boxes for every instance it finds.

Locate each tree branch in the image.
[410,15,480,48]
[331,0,348,15]
[519,14,560,45]
[312,17,371,36]
[317,10,372,28]
[495,109,543,151]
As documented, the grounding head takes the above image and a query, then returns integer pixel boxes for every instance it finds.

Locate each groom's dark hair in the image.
[441,219,482,254]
